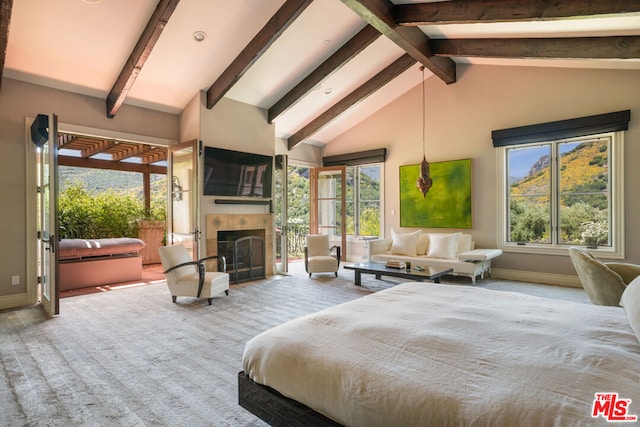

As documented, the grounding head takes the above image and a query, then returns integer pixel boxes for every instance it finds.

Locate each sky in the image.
[508,142,581,179]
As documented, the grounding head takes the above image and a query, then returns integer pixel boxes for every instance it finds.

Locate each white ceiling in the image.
[4,0,640,146]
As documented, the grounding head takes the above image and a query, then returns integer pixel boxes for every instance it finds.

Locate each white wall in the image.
[325,64,640,278]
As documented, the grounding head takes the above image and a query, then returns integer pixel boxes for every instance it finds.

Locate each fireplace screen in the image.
[218,235,265,283]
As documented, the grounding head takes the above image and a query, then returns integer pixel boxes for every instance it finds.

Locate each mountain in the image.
[510,141,608,196]
[59,166,166,194]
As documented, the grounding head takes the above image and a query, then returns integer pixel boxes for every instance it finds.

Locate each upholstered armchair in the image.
[304,234,341,278]
[158,244,230,305]
[568,246,640,306]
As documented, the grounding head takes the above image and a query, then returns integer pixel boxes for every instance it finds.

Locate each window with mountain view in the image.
[500,132,623,257]
[346,164,381,237]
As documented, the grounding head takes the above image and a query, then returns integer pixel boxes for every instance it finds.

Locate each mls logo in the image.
[592,393,638,422]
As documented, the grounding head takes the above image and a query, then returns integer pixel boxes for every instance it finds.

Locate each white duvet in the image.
[243,283,640,426]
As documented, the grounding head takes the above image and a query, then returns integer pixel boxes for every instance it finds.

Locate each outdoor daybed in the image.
[58,238,146,290]
[368,230,502,284]
[239,279,640,426]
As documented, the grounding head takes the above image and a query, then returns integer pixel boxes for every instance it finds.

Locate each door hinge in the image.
[37,230,41,239]
[37,276,42,284]
[36,186,42,193]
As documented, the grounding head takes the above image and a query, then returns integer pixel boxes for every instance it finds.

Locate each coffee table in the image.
[343,262,453,286]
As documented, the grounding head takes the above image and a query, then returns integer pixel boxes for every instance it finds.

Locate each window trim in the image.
[496,131,625,259]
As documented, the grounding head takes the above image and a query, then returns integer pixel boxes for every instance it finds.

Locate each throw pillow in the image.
[416,233,430,255]
[620,276,640,344]
[390,229,421,257]
[427,233,459,259]
[457,234,473,254]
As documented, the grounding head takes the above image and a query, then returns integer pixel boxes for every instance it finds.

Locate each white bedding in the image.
[243,283,640,426]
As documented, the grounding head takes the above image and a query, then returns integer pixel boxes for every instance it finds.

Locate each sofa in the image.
[367,230,502,284]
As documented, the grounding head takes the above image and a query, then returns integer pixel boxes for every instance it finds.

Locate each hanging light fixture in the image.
[416,66,432,197]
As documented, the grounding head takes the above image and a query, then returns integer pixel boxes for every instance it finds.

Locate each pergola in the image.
[57,134,167,214]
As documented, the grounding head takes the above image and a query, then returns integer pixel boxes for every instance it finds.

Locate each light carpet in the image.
[0,264,589,426]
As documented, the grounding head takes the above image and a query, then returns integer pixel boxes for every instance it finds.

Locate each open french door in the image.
[36,114,59,316]
[310,166,346,260]
[167,140,200,260]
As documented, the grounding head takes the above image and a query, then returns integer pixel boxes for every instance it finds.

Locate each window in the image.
[345,164,382,237]
[497,132,624,258]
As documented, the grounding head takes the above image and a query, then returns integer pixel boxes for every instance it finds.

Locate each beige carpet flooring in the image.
[0,262,589,426]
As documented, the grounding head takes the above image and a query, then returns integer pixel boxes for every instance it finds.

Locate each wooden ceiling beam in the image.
[287,54,416,150]
[339,0,455,85]
[0,0,12,93]
[81,139,118,158]
[140,150,167,165]
[206,0,313,110]
[58,155,166,175]
[395,0,640,26]
[431,36,640,60]
[268,24,381,123]
[112,144,152,161]
[106,0,180,118]
[57,133,78,149]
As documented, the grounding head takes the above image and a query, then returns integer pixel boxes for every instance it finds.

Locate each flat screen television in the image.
[203,147,273,198]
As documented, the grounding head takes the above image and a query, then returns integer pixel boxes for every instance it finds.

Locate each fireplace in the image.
[218,230,265,283]
[205,214,274,278]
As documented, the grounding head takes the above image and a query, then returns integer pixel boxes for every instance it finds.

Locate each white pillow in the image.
[390,229,421,257]
[427,233,459,259]
[416,233,430,255]
[620,276,640,343]
[457,234,473,254]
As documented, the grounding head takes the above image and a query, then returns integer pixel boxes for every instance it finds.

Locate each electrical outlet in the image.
[11,276,19,286]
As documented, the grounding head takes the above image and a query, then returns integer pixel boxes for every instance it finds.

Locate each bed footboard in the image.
[238,371,341,427]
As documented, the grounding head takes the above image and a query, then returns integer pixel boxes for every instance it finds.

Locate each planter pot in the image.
[138,220,166,265]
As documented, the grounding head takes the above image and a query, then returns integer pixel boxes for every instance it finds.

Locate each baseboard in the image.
[0,293,30,311]
[492,268,582,288]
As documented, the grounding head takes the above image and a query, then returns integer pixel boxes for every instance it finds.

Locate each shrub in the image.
[59,182,165,239]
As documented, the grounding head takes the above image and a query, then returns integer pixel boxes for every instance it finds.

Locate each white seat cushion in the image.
[458,249,503,261]
[307,255,339,273]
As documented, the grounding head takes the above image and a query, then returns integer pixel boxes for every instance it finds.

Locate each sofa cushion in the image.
[416,233,430,255]
[427,233,459,259]
[458,249,503,261]
[457,234,473,254]
[390,229,421,257]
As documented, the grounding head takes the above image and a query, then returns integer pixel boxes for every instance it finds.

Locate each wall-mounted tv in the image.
[203,147,273,198]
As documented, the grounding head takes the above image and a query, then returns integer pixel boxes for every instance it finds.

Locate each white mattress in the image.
[243,283,640,426]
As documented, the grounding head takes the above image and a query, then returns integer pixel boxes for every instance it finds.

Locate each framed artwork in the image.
[399,158,472,228]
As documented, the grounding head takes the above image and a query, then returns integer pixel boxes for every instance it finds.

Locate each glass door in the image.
[37,113,59,316]
[168,140,199,259]
[310,166,346,260]
[274,155,288,273]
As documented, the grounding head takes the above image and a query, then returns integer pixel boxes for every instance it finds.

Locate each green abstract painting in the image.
[399,158,472,228]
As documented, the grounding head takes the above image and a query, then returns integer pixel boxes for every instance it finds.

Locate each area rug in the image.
[0,267,589,426]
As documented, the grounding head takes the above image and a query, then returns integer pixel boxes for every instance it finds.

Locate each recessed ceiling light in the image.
[82,0,101,3]
[193,31,207,42]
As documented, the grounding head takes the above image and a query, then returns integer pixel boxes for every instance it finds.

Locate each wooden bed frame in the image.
[238,371,341,426]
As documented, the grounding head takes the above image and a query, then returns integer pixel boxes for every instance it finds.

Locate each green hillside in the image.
[511,140,608,196]
[59,166,166,194]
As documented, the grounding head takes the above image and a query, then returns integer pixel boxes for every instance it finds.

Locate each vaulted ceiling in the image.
[2,0,639,150]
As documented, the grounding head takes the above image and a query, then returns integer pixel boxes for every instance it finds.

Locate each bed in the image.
[59,238,146,290]
[240,281,640,426]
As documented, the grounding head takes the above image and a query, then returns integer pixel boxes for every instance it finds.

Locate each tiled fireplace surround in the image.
[205,214,274,277]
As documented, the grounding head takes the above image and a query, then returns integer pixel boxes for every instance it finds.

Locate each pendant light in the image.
[416,66,432,197]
